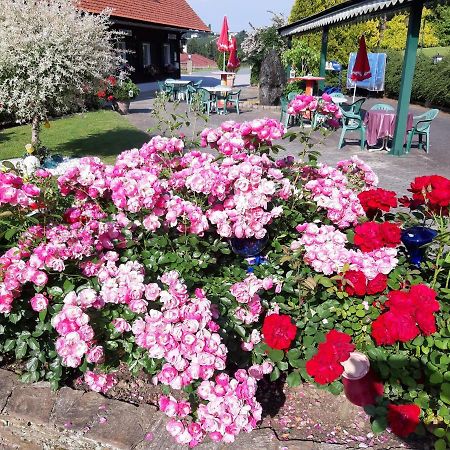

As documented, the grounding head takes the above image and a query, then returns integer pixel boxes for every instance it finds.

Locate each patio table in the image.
[204,86,232,113]
[299,76,325,96]
[364,109,413,151]
[165,80,192,99]
[331,96,348,105]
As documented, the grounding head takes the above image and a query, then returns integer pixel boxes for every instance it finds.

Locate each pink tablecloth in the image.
[363,110,413,146]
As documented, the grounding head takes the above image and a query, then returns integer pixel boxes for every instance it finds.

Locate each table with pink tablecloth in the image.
[363,110,413,147]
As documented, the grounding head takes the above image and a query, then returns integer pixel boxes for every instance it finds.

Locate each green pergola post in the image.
[319,26,329,91]
[390,0,424,156]
[286,35,293,80]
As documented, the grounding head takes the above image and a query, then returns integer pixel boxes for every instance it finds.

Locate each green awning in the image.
[279,0,418,36]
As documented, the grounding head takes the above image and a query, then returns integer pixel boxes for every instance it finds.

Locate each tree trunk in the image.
[377,15,387,51]
[31,115,41,149]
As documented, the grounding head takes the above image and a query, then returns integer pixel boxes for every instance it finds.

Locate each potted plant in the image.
[112,79,140,114]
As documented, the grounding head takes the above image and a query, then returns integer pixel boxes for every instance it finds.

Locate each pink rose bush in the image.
[287,93,342,127]
[1,118,449,446]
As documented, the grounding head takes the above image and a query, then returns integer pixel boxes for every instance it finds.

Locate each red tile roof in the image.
[78,0,210,32]
[180,53,217,68]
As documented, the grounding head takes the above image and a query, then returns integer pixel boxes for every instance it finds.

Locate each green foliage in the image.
[380,9,438,51]
[289,0,440,67]
[283,81,305,96]
[112,79,140,102]
[385,50,450,107]
[282,40,320,75]
[429,5,450,46]
[241,13,287,85]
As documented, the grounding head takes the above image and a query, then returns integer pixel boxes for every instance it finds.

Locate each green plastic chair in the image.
[225,90,241,114]
[196,88,215,115]
[157,81,174,100]
[193,80,202,88]
[370,103,395,111]
[405,109,439,154]
[341,98,365,115]
[338,99,367,150]
[177,81,192,101]
[280,96,300,128]
[287,92,301,101]
[185,84,197,110]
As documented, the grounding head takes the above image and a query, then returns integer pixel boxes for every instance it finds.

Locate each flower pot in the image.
[116,100,130,115]
[229,235,269,257]
[341,352,384,407]
[401,226,438,266]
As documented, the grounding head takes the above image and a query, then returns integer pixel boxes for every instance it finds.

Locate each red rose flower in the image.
[306,330,354,384]
[409,284,439,313]
[394,313,420,343]
[409,175,450,212]
[387,403,421,437]
[262,314,297,350]
[107,95,115,102]
[366,273,387,295]
[358,188,397,218]
[354,222,401,253]
[385,290,416,316]
[321,329,355,361]
[354,222,383,252]
[371,311,400,346]
[107,75,117,86]
[372,284,439,346]
[306,352,344,385]
[379,222,401,248]
[343,270,367,296]
[97,90,106,99]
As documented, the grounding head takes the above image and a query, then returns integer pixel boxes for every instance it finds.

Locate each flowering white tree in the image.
[0,0,124,147]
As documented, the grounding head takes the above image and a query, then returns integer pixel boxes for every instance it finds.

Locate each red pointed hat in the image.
[351,35,371,82]
[217,16,230,52]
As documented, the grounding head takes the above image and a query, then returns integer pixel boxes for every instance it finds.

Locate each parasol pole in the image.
[353,83,357,102]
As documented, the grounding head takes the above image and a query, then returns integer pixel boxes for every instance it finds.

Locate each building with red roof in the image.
[78,0,209,81]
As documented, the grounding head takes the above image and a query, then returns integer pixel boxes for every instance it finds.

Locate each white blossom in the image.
[0,0,124,142]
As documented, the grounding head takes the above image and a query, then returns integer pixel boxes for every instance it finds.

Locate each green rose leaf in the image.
[371,417,387,433]
[286,371,302,387]
[267,349,284,363]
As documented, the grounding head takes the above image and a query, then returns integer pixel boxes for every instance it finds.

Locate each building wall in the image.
[113,22,183,82]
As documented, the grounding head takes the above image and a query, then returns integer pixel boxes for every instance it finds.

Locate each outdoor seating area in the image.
[158,78,241,115]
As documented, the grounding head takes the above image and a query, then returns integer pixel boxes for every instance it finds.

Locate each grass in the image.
[418,46,450,58]
[0,110,150,165]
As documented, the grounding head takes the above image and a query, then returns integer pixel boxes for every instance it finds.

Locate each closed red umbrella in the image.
[351,35,372,101]
[217,16,230,71]
[217,16,230,52]
[227,37,240,70]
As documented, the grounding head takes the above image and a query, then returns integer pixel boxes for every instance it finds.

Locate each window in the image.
[163,44,171,66]
[142,43,151,67]
[117,40,127,63]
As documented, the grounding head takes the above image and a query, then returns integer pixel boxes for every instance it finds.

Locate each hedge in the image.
[385,50,450,108]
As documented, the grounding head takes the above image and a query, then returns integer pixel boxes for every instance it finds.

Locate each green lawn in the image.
[418,46,450,58]
[0,110,150,165]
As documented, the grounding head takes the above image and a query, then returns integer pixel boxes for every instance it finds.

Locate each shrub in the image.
[1,122,450,448]
[385,50,450,107]
[283,80,305,96]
